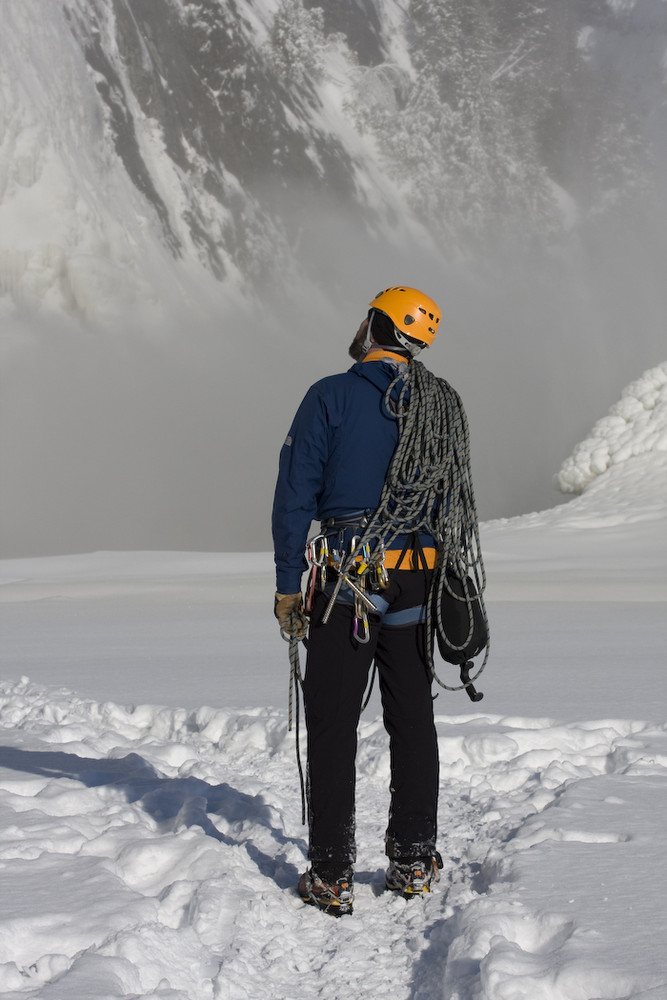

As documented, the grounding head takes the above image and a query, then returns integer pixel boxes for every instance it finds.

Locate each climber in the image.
[272,286,483,915]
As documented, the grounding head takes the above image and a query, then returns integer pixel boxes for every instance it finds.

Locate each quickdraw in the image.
[306,531,386,638]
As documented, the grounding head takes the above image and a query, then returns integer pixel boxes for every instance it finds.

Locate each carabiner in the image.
[353,613,371,644]
[308,534,329,589]
[306,534,325,566]
[355,543,372,577]
[353,589,371,644]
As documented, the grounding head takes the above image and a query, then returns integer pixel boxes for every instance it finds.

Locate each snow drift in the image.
[557,360,667,493]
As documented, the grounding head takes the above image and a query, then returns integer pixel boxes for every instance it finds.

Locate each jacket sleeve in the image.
[272,383,331,594]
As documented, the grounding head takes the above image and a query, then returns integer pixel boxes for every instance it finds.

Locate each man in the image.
[272,286,479,916]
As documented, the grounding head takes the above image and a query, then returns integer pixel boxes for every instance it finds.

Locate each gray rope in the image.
[341,359,489,691]
[287,624,307,824]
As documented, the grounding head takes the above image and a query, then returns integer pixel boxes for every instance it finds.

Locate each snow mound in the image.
[557,360,667,493]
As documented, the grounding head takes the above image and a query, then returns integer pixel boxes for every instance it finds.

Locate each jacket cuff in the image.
[276,569,305,595]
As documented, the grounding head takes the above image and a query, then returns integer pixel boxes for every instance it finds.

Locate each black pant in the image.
[303,570,439,875]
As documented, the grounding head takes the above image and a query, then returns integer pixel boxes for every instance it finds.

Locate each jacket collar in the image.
[350,353,407,394]
[362,348,408,367]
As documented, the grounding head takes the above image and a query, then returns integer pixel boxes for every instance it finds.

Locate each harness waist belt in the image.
[321,511,372,531]
[383,547,438,570]
[323,547,438,570]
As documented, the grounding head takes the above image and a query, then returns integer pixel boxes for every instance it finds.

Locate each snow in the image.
[0,0,238,328]
[0,2,151,322]
[1,6,667,990]
[557,362,667,494]
[1,369,667,998]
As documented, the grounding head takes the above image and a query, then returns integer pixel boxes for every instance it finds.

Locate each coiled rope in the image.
[340,358,490,691]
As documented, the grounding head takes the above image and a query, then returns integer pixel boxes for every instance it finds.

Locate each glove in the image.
[274,592,308,640]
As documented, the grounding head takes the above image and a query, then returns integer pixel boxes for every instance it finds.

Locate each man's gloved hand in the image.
[274,592,308,640]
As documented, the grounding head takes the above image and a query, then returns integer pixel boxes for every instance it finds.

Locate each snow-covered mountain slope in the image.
[2,0,666,321]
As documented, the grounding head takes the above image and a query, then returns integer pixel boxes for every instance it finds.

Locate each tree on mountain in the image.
[267,0,326,90]
[351,0,560,253]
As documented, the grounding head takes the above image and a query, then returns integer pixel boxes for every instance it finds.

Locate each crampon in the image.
[385,853,442,898]
[298,868,354,916]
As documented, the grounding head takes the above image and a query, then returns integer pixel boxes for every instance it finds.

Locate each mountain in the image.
[3,0,667,314]
[1,0,666,555]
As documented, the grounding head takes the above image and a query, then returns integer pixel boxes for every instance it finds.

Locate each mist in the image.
[3,206,666,559]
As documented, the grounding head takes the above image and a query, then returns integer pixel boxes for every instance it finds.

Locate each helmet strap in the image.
[393,328,425,358]
[360,312,376,359]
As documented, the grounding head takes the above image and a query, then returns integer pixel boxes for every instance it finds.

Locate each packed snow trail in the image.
[1,678,666,999]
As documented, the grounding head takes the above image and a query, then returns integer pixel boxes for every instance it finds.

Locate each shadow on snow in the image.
[0,745,306,889]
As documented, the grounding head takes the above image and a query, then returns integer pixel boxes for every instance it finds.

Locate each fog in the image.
[3,208,665,559]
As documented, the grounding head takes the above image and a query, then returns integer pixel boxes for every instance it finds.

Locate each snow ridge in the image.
[557,361,667,493]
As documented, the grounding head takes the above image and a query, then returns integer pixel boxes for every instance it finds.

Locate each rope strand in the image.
[288,624,307,824]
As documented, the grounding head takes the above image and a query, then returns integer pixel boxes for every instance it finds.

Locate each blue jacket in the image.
[272,356,405,593]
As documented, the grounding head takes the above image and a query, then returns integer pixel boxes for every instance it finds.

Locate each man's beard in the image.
[348,329,367,361]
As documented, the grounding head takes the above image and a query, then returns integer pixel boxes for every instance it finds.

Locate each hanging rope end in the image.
[461,660,484,702]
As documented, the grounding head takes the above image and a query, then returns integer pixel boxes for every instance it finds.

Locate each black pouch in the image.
[433,570,488,664]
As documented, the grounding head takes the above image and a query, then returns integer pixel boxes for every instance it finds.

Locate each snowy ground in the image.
[1,372,667,999]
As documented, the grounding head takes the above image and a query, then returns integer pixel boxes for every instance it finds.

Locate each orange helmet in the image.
[369,286,441,351]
